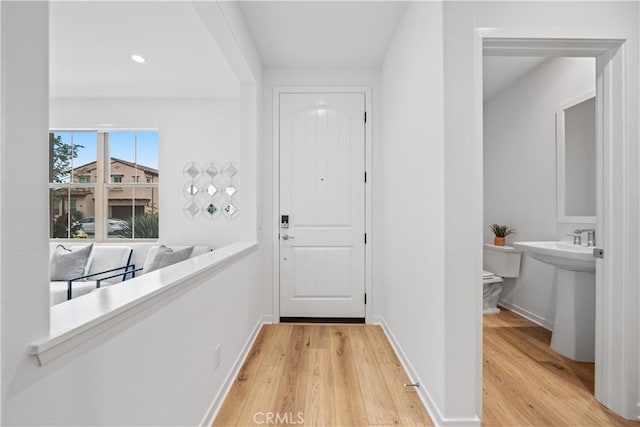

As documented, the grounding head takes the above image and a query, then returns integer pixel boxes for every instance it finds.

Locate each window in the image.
[49,130,159,240]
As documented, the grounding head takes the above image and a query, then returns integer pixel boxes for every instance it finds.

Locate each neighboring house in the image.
[54,157,159,221]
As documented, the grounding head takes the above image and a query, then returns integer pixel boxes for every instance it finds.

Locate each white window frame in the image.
[49,129,159,242]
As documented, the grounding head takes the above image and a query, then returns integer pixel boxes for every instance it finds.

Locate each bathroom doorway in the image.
[476,37,632,422]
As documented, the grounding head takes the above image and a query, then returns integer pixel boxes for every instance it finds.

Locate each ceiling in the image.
[51,2,542,101]
[483,56,548,101]
[239,1,407,68]
[50,2,239,99]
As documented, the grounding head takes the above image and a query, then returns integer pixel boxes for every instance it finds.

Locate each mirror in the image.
[556,92,596,223]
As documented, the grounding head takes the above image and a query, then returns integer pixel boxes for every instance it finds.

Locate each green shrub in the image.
[115,213,159,239]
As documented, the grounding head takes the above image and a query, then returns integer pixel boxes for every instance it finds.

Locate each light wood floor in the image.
[214,316,639,426]
[213,324,433,426]
[483,309,639,426]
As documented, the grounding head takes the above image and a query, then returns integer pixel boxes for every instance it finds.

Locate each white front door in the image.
[279,92,366,319]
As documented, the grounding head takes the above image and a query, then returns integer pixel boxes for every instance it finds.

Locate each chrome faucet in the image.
[574,229,596,247]
[567,232,582,245]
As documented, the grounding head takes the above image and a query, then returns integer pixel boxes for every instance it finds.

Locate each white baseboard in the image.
[371,316,481,427]
[199,314,272,427]
[498,301,554,331]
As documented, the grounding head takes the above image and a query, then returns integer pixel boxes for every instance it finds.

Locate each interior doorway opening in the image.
[478,36,633,420]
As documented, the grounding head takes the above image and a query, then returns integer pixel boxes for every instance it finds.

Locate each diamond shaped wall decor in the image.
[183,162,201,180]
[224,186,237,197]
[184,184,199,196]
[203,163,219,179]
[222,162,238,178]
[223,202,238,218]
[183,201,200,219]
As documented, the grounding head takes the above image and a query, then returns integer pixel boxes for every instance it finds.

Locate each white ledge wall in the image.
[32,243,258,366]
[8,245,266,426]
[1,1,268,425]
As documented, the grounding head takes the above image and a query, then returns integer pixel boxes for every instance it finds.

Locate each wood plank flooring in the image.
[214,324,433,426]
[483,309,639,426]
[215,315,639,426]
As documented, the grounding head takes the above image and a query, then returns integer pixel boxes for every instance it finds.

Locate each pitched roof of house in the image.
[73,157,158,176]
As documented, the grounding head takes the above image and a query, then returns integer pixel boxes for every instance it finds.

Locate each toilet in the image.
[482,243,522,314]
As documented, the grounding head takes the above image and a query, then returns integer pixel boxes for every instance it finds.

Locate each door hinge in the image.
[364,111,367,123]
[364,171,367,183]
[364,293,367,304]
[364,233,367,244]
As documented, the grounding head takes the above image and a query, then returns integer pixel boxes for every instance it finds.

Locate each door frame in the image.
[478,32,636,418]
[272,86,373,323]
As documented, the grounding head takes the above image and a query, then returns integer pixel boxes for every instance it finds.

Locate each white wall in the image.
[1,2,269,425]
[1,2,51,422]
[377,1,447,421]
[484,57,595,328]
[51,98,242,247]
[445,0,639,421]
[442,2,484,421]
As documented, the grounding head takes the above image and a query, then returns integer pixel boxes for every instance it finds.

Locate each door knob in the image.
[281,235,295,240]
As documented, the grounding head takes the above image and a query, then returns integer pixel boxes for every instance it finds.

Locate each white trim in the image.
[31,242,258,366]
[558,90,597,113]
[556,90,597,224]
[48,129,160,242]
[481,35,624,57]
[372,316,481,427]
[272,86,373,323]
[272,90,280,323]
[199,315,272,427]
[0,3,3,422]
[50,125,160,132]
[497,302,554,331]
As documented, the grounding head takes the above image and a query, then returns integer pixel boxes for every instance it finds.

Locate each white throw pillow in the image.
[145,246,194,273]
[50,244,94,281]
[142,245,212,272]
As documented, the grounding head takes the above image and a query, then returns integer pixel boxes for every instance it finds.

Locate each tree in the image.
[49,133,83,183]
[49,133,84,238]
[51,209,84,238]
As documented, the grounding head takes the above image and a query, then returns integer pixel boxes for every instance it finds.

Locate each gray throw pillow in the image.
[145,246,194,273]
[50,244,94,281]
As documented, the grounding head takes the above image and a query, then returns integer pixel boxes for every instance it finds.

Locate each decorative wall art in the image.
[182,161,239,220]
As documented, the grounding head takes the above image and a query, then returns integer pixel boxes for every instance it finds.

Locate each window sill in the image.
[30,241,258,366]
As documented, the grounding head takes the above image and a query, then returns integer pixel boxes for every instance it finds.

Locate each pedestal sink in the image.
[513,241,596,362]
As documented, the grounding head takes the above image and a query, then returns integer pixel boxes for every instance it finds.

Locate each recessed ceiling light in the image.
[131,54,146,64]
